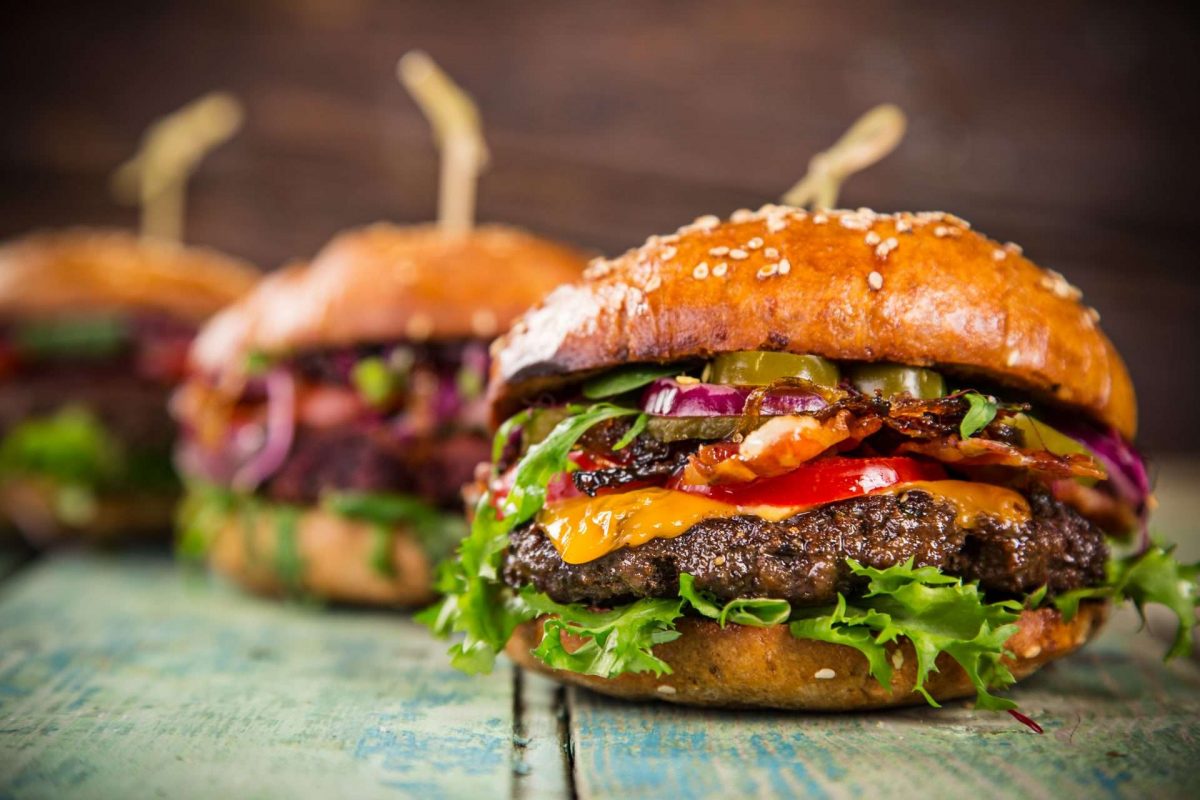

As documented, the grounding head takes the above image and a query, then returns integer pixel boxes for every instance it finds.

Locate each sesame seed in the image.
[747,237,764,250]
[644,275,662,293]
[764,247,779,259]
[875,237,898,260]
[1004,241,1024,255]
[814,668,837,680]
[729,248,749,260]
[471,309,497,337]
[812,213,828,224]
[756,263,778,279]
[864,231,882,246]
[405,314,433,340]
[891,650,905,669]
[675,375,700,385]
[693,214,720,229]
[1022,644,1042,659]
[895,219,912,234]
[934,226,949,238]
[583,260,612,280]
[1006,349,1020,367]
[839,215,870,231]
[730,208,754,223]
[712,262,728,277]
[766,217,787,233]
[709,246,730,256]
[1087,306,1101,322]
[992,249,1007,261]
[777,258,791,275]
[656,684,677,695]
[693,262,710,280]
[867,271,884,291]
[661,246,677,260]
[713,555,726,566]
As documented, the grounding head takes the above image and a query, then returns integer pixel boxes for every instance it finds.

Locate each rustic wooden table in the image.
[2,460,1198,799]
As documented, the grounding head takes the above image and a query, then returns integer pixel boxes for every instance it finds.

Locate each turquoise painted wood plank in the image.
[566,606,1200,800]
[0,553,516,799]
[512,671,571,800]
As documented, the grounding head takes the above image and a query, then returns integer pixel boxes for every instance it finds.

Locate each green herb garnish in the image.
[959,391,998,439]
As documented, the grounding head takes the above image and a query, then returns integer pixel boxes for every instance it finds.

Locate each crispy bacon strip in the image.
[679,410,883,485]
[895,436,1106,481]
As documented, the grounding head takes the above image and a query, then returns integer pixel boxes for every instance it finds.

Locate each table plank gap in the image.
[512,669,574,800]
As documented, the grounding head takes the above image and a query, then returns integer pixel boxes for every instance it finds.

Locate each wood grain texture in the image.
[566,607,1200,799]
[0,2,1197,451]
[0,554,515,799]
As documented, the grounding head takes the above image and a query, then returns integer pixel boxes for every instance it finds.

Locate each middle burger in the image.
[173,223,586,604]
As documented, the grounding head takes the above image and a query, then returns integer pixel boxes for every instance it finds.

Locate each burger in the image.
[172,223,587,606]
[424,206,1198,710]
[0,229,259,544]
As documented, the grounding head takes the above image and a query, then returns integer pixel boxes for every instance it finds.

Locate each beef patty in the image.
[503,488,1108,606]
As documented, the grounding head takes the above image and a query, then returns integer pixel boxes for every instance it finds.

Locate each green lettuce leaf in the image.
[581,363,684,399]
[14,315,129,358]
[0,407,122,487]
[789,559,1022,709]
[678,573,791,627]
[517,586,683,677]
[418,402,639,673]
[323,490,467,563]
[1055,544,1199,660]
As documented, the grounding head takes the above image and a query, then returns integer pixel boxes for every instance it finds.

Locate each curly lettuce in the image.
[790,560,1023,709]
[1054,544,1199,659]
[417,403,639,673]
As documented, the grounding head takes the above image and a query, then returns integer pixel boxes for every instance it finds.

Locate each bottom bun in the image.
[506,602,1109,710]
[1,478,175,546]
[208,506,436,607]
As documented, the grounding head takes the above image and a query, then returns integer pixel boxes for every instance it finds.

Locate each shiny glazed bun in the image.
[191,223,589,377]
[0,228,259,322]
[490,207,1135,438]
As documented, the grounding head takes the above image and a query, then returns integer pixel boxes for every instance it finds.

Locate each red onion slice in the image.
[641,378,826,417]
[231,369,296,492]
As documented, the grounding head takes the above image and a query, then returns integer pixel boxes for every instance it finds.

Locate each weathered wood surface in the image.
[1,460,1197,799]
[0,555,515,799]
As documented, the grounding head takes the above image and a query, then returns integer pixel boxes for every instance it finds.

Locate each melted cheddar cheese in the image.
[536,481,1032,565]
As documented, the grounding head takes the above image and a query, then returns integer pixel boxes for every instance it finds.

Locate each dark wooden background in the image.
[1,1,1197,453]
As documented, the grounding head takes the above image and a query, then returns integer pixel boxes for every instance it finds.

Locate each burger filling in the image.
[0,313,190,534]
[424,351,1198,709]
[174,340,487,584]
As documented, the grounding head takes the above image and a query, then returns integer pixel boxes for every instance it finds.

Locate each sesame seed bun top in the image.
[0,228,259,324]
[489,206,1136,439]
[190,222,588,377]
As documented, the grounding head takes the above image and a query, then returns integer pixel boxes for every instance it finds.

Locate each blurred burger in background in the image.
[173,224,586,604]
[171,53,588,605]
[0,230,258,543]
[0,93,259,545]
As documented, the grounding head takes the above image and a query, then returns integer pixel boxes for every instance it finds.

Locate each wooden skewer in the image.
[398,51,490,237]
[782,104,906,210]
[111,92,244,244]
